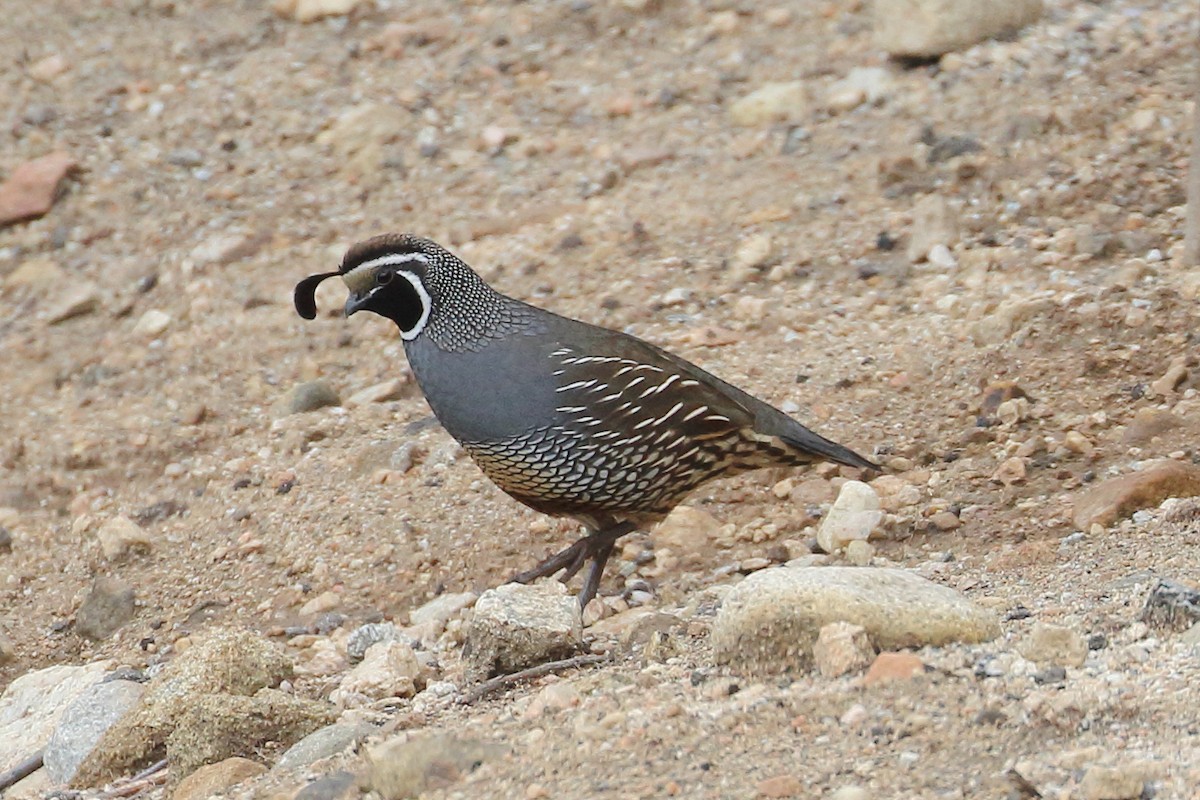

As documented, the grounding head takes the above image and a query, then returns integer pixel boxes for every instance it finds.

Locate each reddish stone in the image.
[863,651,924,686]
[0,151,77,227]
[1073,460,1200,529]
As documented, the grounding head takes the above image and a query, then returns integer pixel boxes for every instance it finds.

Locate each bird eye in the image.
[376,270,394,286]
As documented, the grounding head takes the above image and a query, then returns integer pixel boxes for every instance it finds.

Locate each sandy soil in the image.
[2,0,1200,797]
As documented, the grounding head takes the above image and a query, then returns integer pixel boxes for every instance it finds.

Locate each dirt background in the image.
[3,0,1200,797]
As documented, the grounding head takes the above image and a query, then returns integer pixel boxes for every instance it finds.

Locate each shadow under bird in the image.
[296,234,877,608]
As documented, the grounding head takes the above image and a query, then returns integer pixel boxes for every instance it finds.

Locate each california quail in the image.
[296,233,877,607]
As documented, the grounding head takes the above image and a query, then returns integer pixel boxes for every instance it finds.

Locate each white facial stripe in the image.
[341,252,430,295]
[340,252,432,339]
[396,270,432,341]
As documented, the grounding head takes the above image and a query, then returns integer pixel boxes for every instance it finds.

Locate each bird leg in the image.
[509,521,636,608]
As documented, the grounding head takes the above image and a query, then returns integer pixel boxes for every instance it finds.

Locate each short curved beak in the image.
[344,290,373,317]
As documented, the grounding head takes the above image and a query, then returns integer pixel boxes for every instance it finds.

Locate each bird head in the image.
[294,234,444,341]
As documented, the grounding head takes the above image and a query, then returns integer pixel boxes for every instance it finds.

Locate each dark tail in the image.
[780,426,879,471]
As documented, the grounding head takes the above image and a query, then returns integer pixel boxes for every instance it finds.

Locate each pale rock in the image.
[331,641,423,707]
[299,590,342,616]
[275,0,368,23]
[729,82,808,126]
[76,577,136,640]
[875,0,1044,58]
[4,258,64,290]
[0,662,111,774]
[969,298,1054,345]
[282,381,341,415]
[813,622,874,678]
[71,628,293,786]
[845,540,874,566]
[29,53,70,82]
[1078,764,1144,800]
[927,243,957,269]
[733,233,775,271]
[1149,356,1189,397]
[46,281,100,324]
[465,582,582,680]
[829,786,871,800]
[991,457,1027,486]
[132,309,171,337]
[96,516,153,560]
[907,194,958,264]
[653,506,720,566]
[189,231,257,266]
[409,591,478,631]
[995,397,1030,425]
[817,481,882,553]
[826,67,894,113]
[712,567,999,674]
[1120,408,1181,446]
[1064,430,1094,456]
[347,379,408,406]
[0,151,78,226]
[524,682,582,718]
[1018,622,1088,667]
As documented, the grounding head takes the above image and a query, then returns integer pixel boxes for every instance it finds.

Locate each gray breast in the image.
[403,332,562,444]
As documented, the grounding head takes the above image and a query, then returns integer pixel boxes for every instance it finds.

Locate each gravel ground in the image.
[2,0,1200,797]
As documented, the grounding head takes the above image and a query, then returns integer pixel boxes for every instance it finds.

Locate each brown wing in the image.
[546,344,751,448]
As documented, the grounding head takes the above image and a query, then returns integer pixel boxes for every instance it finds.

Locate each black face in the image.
[347,267,428,334]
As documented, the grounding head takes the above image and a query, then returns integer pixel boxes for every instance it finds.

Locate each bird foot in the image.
[509,522,636,609]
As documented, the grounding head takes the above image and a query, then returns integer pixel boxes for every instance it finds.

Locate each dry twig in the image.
[461,653,610,704]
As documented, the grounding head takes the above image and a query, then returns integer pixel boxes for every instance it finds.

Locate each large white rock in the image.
[712,567,999,674]
[874,0,1044,58]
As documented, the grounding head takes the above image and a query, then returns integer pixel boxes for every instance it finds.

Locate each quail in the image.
[296,233,877,608]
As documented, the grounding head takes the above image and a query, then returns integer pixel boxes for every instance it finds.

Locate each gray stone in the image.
[711,567,1000,674]
[0,661,111,774]
[464,582,582,681]
[295,770,359,800]
[75,577,136,641]
[1141,579,1200,633]
[275,722,377,772]
[874,0,1044,58]
[346,622,401,661]
[286,381,341,414]
[43,679,144,783]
